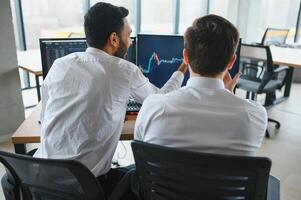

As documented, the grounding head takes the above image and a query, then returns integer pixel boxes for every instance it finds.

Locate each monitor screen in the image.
[137,34,189,87]
[229,38,241,78]
[126,37,137,64]
[40,37,137,79]
[137,34,241,87]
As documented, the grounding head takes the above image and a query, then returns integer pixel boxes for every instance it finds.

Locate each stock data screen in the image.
[137,34,189,87]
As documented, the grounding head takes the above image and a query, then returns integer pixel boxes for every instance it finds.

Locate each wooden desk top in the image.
[17,49,43,76]
[12,104,135,144]
[270,46,301,68]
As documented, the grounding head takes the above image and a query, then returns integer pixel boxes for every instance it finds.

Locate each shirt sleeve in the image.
[40,84,49,123]
[134,95,166,141]
[129,65,184,103]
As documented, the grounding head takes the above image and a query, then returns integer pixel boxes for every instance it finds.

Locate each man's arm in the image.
[129,63,187,103]
[40,84,49,123]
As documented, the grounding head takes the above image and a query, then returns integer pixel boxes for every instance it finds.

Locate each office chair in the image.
[132,140,273,200]
[237,43,289,138]
[261,28,289,46]
[0,150,130,200]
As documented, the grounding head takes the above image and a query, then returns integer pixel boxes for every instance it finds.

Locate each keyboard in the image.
[127,100,142,113]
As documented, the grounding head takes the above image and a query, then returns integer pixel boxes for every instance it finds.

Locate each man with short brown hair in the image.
[135,15,267,156]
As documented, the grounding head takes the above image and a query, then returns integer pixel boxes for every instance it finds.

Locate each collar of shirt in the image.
[186,76,225,90]
[86,47,110,56]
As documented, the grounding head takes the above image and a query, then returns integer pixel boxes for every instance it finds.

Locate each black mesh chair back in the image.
[132,141,271,200]
[0,150,105,200]
[238,44,281,94]
[261,28,289,46]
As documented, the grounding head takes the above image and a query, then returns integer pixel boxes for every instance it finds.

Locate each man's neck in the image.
[101,46,115,56]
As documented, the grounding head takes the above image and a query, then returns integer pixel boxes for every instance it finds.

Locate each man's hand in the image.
[178,62,188,74]
[223,72,241,92]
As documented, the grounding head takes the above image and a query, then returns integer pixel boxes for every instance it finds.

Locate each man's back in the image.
[35,47,136,176]
[135,77,267,156]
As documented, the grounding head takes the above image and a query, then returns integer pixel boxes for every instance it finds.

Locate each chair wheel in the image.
[265,130,270,138]
[275,124,280,129]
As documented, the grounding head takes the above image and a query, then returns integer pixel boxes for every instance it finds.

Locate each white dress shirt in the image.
[34,47,184,177]
[135,77,267,156]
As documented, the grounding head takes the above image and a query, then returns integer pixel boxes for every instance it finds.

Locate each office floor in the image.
[0,81,300,200]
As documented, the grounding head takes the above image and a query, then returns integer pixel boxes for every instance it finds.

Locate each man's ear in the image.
[226,54,237,70]
[108,32,119,48]
[183,48,189,64]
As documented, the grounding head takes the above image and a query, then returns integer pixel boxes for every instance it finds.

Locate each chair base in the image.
[265,118,281,138]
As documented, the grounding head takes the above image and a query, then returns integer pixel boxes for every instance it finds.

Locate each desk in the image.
[270,46,301,68]
[12,104,135,154]
[17,50,43,101]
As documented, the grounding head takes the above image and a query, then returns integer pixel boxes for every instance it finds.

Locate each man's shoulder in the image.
[229,93,267,115]
[143,93,168,105]
[115,58,139,72]
[53,52,83,65]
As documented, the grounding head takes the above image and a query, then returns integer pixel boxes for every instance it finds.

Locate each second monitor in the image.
[40,37,137,79]
[137,34,189,87]
[137,34,241,87]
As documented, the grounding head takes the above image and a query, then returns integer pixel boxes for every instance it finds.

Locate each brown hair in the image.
[184,14,239,76]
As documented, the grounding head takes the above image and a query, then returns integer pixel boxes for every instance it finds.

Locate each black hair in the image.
[84,2,129,49]
[184,14,239,76]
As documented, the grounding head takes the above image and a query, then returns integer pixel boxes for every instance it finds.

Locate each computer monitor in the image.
[229,38,241,78]
[137,34,240,87]
[137,34,189,87]
[40,38,87,79]
[40,37,137,79]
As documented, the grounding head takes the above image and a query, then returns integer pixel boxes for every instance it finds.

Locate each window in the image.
[141,0,175,34]
[21,0,86,50]
[239,0,300,43]
[209,0,239,26]
[296,2,301,43]
[91,0,136,35]
[9,0,21,50]
[179,0,207,34]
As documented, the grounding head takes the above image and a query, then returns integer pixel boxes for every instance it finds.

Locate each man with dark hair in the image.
[1,2,187,199]
[135,15,267,156]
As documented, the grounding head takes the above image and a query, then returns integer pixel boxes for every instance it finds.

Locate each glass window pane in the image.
[9,0,20,50]
[21,0,86,50]
[209,0,239,26]
[179,0,207,34]
[141,0,175,34]
[258,0,299,43]
[91,0,136,35]
[235,0,300,43]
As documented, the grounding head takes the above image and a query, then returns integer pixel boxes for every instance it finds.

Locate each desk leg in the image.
[14,144,27,154]
[272,67,294,105]
[35,75,41,101]
[284,67,294,97]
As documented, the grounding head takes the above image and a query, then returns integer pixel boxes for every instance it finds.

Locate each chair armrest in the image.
[267,175,280,200]
[274,66,289,73]
[251,42,262,45]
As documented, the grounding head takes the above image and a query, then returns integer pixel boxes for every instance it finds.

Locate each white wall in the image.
[0,0,25,142]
